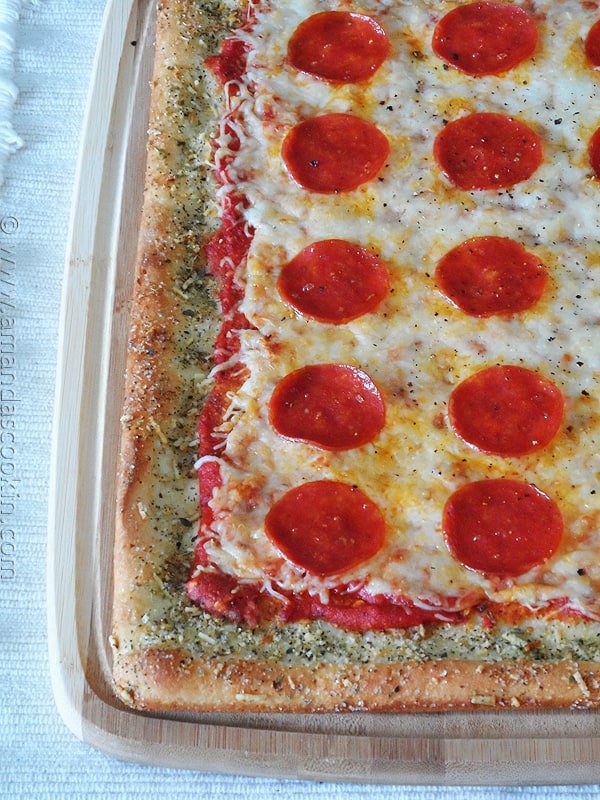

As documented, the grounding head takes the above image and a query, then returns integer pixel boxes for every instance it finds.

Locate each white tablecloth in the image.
[1,0,600,796]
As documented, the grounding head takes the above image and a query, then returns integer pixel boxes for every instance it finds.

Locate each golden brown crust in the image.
[112,0,600,714]
[113,0,226,700]
[113,649,600,713]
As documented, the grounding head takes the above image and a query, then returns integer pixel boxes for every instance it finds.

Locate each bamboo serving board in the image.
[47,0,600,783]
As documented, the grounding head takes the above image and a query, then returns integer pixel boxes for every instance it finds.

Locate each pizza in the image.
[111,0,600,712]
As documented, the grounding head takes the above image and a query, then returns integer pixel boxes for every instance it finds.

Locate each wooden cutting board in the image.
[46,0,600,782]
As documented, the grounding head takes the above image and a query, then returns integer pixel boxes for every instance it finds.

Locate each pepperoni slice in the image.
[443,479,563,577]
[269,364,385,450]
[287,11,390,83]
[282,114,389,193]
[434,113,543,190]
[265,480,386,576]
[585,20,600,67]
[432,2,538,76]
[448,365,564,457]
[435,236,547,317]
[589,127,600,179]
[278,239,390,324]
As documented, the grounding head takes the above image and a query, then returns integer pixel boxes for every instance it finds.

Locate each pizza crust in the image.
[112,0,227,698]
[112,0,600,714]
[113,649,600,713]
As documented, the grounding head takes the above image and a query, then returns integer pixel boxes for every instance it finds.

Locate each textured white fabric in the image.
[0,0,599,796]
[0,0,21,187]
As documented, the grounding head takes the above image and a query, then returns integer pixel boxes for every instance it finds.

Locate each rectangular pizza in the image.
[111,0,600,713]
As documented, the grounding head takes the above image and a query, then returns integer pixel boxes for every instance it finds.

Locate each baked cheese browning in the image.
[188,2,600,616]
[189,0,600,623]
[112,0,600,714]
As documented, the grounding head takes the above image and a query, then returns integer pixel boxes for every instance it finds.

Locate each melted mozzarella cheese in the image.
[199,0,600,616]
